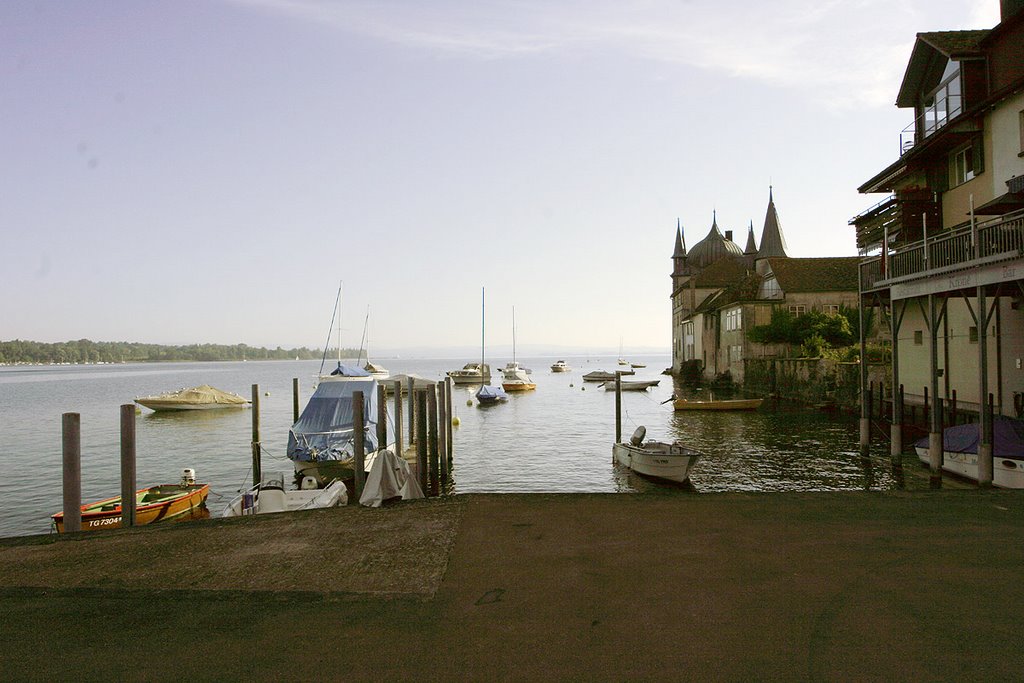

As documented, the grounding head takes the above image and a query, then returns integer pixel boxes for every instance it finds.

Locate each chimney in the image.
[1002,0,1024,20]
[725,230,733,241]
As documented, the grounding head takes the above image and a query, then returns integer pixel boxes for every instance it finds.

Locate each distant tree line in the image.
[0,339,362,365]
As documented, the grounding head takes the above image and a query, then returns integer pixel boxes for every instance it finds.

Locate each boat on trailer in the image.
[613,426,702,484]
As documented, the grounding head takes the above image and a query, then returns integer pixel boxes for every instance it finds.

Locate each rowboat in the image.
[583,369,634,382]
[613,426,702,483]
[51,471,209,533]
[673,397,763,411]
[134,384,249,411]
[602,379,660,391]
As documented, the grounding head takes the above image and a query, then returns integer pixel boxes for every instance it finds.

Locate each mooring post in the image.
[120,404,137,528]
[62,412,82,533]
[445,376,454,461]
[858,280,870,458]
[437,380,449,486]
[951,389,958,425]
[867,382,874,421]
[892,384,904,460]
[377,383,388,452]
[251,384,261,487]
[393,380,403,457]
[353,390,365,500]
[428,386,440,496]
[615,371,622,444]
[407,377,416,450]
[978,283,993,487]
[292,377,300,424]
[416,389,428,495]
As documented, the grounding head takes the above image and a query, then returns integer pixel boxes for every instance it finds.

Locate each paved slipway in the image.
[1,491,1022,681]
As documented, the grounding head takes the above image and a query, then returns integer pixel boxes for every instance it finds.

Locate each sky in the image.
[0,0,1002,355]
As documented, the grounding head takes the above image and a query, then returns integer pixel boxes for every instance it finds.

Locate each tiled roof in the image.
[691,257,748,288]
[918,30,991,56]
[765,257,860,293]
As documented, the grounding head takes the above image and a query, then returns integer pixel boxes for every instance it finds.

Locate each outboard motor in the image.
[181,468,196,486]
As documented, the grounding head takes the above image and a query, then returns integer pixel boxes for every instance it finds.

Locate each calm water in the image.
[0,355,905,538]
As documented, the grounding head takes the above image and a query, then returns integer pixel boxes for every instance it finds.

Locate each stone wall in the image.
[744,358,889,409]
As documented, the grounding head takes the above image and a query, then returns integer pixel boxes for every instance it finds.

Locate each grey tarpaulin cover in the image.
[359,449,424,507]
[914,416,1024,458]
[287,376,379,462]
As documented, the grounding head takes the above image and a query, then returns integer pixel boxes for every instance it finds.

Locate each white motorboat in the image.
[613,426,702,484]
[447,362,491,384]
[913,417,1024,488]
[550,360,570,372]
[602,379,660,391]
[222,472,348,517]
[583,369,634,382]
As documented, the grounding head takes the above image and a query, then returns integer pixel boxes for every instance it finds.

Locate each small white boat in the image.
[447,362,491,384]
[502,362,536,392]
[602,379,660,391]
[583,369,634,382]
[363,361,390,380]
[613,426,702,483]
[135,384,249,411]
[550,360,570,372]
[913,417,1024,488]
[222,472,348,517]
[630,362,646,369]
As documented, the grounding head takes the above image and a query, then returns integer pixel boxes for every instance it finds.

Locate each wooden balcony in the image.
[860,210,1024,295]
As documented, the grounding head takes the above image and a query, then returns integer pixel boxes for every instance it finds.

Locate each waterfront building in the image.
[670,190,860,383]
[849,1,1024,453]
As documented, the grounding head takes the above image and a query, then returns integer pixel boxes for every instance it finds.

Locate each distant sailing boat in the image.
[618,337,629,366]
[476,288,508,404]
[502,306,536,392]
[358,306,389,379]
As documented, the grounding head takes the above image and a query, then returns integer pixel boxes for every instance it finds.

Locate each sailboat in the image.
[502,306,536,392]
[475,287,508,405]
[617,337,629,366]
[357,306,389,379]
[318,282,371,381]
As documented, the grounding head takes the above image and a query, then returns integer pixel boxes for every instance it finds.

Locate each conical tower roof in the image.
[672,219,688,277]
[744,221,758,255]
[688,211,744,269]
[757,186,789,259]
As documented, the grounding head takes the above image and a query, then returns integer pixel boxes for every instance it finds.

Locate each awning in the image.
[972,192,1024,215]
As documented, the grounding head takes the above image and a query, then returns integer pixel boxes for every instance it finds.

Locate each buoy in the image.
[467,399,473,406]
[265,391,270,396]
[452,417,461,426]
[569,383,574,388]
[581,386,586,391]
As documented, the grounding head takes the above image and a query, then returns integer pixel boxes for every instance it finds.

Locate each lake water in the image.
[0,355,909,538]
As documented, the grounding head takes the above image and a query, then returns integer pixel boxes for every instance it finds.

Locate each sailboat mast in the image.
[512,305,517,364]
[337,282,343,365]
[481,287,485,370]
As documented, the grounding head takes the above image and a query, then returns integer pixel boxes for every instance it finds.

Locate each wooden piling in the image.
[377,384,388,451]
[251,384,261,487]
[353,390,365,500]
[416,390,428,495]
[615,372,622,444]
[437,381,449,487]
[867,383,873,421]
[292,377,300,423]
[120,404,137,528]
[923,386,929,424]
[62,412,82,533]
[408,377,416,450]
[951,389,958,425]
[428,386,440,496]
[393,380,403,457]
[445,376,454,462]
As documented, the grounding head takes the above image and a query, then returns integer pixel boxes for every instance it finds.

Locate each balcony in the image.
[860,210,1024,292]
[899,72,963,155]
[849,192,940,251]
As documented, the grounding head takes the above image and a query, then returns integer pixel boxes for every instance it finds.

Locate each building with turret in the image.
[671,190,860,382]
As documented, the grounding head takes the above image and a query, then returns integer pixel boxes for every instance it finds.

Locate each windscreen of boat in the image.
[287,378,379,461]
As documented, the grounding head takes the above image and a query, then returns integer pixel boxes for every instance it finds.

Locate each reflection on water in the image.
[1,356,910,538]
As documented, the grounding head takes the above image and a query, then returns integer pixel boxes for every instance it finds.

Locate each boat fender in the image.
[629,426,646,447]
[300,476,318,490]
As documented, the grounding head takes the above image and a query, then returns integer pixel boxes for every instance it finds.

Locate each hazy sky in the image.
[1,0,1001,354]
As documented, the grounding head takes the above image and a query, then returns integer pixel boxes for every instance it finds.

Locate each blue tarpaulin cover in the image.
[329,363,371,377]
[287,377,379,461]
[914,416,1024,458]
[476,385,508,402]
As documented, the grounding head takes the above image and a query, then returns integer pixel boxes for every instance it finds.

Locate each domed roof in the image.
[687,215,744,269]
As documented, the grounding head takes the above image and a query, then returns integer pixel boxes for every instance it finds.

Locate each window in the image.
[788,305,806,316]
[724,308,742,331]
[823,304,840,316]
[914,330,923,345]
[951,145,975,186]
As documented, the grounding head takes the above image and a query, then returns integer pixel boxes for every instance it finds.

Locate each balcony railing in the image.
[899,73,963,155]
[860,211,1024,291]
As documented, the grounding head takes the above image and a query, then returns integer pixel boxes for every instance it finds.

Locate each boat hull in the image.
[673,398,763,411]
[502,382,536,392]
[51,484,210,533]
[222,479,348,517]
[914,447,1024,489]
[613,442,700,483]
[602,380,659,391]
[134,400,246,411]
